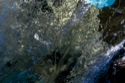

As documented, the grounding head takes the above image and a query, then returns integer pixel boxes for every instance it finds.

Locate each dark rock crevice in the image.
[98,0,125,45]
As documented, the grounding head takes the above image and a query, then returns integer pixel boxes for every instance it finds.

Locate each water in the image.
[84,0,116,8]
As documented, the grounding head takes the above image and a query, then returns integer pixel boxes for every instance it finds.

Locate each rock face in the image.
[98,0,125,45]
[0,0,109,82]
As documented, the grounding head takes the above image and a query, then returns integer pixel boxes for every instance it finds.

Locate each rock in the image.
[0,0,109,82]
[98,0,125,45]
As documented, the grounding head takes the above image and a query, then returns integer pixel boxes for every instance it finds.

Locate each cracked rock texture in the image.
[0,0,107,82]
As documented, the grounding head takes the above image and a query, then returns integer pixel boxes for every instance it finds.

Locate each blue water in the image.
[88,0,116,8]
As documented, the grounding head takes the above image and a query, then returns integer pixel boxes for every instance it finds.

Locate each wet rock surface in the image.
[0,0,104,82]
[0,0,125,83]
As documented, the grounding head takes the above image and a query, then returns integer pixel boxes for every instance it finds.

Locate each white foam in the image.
[105,40,125,57]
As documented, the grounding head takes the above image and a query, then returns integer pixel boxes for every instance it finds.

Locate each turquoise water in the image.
[88,0,116,8]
